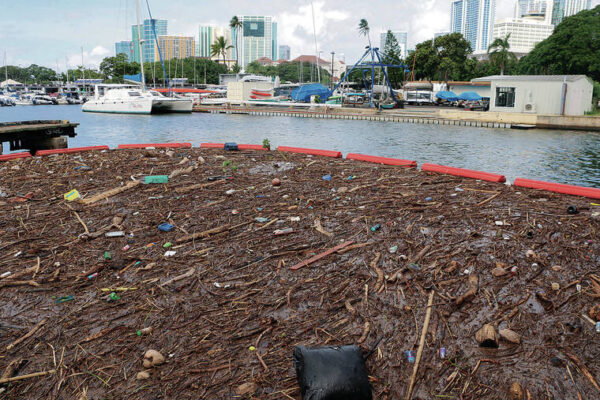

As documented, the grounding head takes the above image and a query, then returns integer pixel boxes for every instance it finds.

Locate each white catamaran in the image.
[82,0,192,114]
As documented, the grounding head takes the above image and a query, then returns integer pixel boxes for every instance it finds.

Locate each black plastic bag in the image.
[293,345,372,400]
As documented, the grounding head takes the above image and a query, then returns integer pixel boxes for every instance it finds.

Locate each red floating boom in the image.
[277,146,342,158]
[36,146,110,156]
[421,163,506,183]
[0,152,31,161]
[347,153,416,168]
[117,143,191,149]
[514,178,600,199]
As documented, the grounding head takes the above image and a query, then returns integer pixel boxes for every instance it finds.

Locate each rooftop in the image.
[472,75,591,82]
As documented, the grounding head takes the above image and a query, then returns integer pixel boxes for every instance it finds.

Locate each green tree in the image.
[229,16,243,67]
[382,30,404,88]
[406,33,473,81]
[99,54,140,82]
[211,36,234,66]
[141,57,227,85]
[358,19,371,48]
[487,34,515,75]
[517,6,600,81]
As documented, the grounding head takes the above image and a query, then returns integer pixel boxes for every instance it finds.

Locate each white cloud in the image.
[277,1,350,58]
[67,45,110,70]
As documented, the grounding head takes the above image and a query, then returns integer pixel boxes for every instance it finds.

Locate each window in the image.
[128,91,141,97]
[495,87,515,107]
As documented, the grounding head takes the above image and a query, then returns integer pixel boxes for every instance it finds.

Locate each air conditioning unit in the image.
[524,103,537,113]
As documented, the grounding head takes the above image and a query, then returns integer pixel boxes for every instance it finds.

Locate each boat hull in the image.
[82,97,192,114]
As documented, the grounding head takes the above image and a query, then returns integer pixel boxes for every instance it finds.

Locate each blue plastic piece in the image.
[158,223,175,232]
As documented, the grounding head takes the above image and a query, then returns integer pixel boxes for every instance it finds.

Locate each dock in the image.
[0,120,79,154]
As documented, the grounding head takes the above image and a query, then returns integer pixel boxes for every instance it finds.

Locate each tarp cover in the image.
[291,83,331,102]
[435,91,459,102]
[458,91,482,101]
[123,74,143,84]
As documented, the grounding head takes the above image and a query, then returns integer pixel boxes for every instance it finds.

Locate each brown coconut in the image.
[475,324,499,348]
[143,349,165,368]
[509,382,524,400]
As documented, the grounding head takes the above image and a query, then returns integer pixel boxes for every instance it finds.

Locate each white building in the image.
[472,75,593,115]
[198,26,233,61]
[233,16,277,68]
[379,31,408,59]
[515,0,553,23]
[493,17,554,55]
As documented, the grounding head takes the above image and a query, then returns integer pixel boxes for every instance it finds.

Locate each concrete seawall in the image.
[194,105,600,131]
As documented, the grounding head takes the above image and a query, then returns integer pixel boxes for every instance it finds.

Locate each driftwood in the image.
[81,180,140,205]
[405,290,435,400]
[6,318,47,351]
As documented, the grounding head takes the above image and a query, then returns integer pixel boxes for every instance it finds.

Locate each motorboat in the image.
[82,85,192,114]
[32,95,54,105]
[0,95,16,106]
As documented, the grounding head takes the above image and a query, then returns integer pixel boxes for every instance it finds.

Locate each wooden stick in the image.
[175,179,224,193]
[405,291,435,400]
[0,369,56,384]
[160,267,195,287]
[81,180,140,205]
[566,352,600,392]
[314,219,333,237]
[290,240,354,270]
[72,210,89,234]
[477,192,501,207]
[7,318,47,350]
[176,224,231,243]
[169,164,197,179]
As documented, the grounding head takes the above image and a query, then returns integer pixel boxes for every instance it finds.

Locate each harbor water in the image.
[1,104,599,187]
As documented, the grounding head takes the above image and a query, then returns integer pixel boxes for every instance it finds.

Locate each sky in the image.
[1,0,599,71]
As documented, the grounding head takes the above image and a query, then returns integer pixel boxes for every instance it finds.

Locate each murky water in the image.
[1,104,599,187]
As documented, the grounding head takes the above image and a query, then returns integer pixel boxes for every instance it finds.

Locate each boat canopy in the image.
[291,84,332,103]
[435,91,459,102]
[123,74,143,84]
[458,91,483,101]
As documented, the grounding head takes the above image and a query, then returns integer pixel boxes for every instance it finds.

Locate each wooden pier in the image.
[0,120,78,154]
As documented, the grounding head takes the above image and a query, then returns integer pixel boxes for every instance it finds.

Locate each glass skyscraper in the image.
[278,45,291,60]
[131,19,168,63]
[198,26,232,60]
[115,41,133,62]
[232,16,277,67]
[450,0,496,52]
[551,0,591,25]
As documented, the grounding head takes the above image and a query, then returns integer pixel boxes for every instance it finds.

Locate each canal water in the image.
[1,105,599,187]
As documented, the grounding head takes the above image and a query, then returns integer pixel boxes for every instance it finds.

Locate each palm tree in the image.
[358,19,371,48]
[229,16,243,67]
[487,34,516,75]
[211,36,234,66]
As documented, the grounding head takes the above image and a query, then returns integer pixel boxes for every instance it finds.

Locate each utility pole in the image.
[330,51,335,89]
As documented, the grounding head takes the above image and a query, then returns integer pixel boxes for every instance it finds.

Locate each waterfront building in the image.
[232,16,277,67]
[115,41,133,62]
[279,45,291,60]
[450,0,496,53]
[198,26,233,61]
[493,17,553,56]
[514,0,554,24]
[551,0,591,25]
[379,31,408,59]
[131,19,167,63]
[472,75,593,115]
[291,55,346,80]
[156,36,195,61]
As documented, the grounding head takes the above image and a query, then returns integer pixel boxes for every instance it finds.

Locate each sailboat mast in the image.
[136,0,146,90]
[4,52,7,82]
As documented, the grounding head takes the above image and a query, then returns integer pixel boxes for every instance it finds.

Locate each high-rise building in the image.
[231,16,277,67]
[278,45,291,60]
[115,41,133,62]
[451,0,496,53]
[132,19,168,63]
[198,26,233,60]
[379,31,408,59]
[493,17,554,55]
[551,0,591,25]
[156,36,195,61]
[515,0,554,24]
